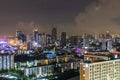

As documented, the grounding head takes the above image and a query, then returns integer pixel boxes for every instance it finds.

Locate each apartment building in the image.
[80,59,120,80]
[0,54,14,70]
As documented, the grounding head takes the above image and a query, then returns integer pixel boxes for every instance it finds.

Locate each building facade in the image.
[61,32,66,47]
[0,54,14,70]
[80,59,120,80]
[52,27,57,43]
[24,65,54,77]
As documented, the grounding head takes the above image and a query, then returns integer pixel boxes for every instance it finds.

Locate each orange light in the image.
[8,38,20,46]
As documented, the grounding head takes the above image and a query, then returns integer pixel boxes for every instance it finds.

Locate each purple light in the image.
[0,41,7,44]
[75,48,82,54]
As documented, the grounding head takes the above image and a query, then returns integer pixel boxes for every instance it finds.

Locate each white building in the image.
[80,59,120,80]
[24,65,54,77]
[0,54,14,70]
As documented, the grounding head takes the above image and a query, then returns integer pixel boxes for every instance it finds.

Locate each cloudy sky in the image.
[0,0,120,36]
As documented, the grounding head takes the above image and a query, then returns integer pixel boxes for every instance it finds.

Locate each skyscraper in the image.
[46,34,52,45]
[41,33,46,46]
[52,27,57,43]
[61,32,66,47]
[33,28,39,42]
[27,34,33,49]
[16,30,26,42]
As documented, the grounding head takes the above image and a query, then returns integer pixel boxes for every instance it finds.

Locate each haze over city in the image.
[1,0,120,80]
[0,0,120,35]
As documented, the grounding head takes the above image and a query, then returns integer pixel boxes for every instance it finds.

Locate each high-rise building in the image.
[61,32,66,47]
[0,54,14,70]
[16,30,26,42]
[32,29,42,48]
[27,34,33,49]
[41,33,46,46]
[52,27,57,43]
[80,59,120,80]
[33,29,39,42]
[38,33,42,46]
[46,34,52,45]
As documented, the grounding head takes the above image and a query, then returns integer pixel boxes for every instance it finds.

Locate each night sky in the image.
[0,0,120,36]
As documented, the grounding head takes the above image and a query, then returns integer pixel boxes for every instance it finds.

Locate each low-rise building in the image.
[24,65,54,77]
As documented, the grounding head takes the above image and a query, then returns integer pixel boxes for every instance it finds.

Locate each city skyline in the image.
[0,0,120,36]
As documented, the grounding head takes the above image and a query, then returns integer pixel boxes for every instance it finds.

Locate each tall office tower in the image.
[33,28,39,42]
[16,30,26,42]
[46,34,52,45]
[52,27,57,43]
[41,33,46,46]
[26,34,33,43]
[38,33,42,46]
[32,28,42,48]
[80,59,120,80]
[27,34,33,49]
[61,32,66,47]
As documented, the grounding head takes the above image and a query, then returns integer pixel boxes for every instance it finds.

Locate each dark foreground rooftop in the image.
[67,76,79,80]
